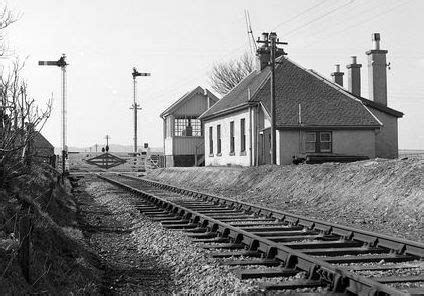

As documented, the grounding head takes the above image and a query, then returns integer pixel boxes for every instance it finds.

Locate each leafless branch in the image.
[209,53,255,96]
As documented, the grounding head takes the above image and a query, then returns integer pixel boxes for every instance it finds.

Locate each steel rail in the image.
[98,173,423,295]
[129,174,424,259]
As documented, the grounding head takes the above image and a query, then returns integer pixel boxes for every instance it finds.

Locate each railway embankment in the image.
[0,165,98,294]
[146,158,424,242]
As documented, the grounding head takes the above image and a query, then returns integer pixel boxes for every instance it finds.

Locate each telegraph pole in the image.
[257,32,287,164]
[131,67,150,154]
[39,54,68,174]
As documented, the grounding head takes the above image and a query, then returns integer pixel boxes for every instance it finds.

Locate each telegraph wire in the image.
[295,0,385,41]
[303,0,410,47]
[282,0,356,37]
[270,0,330,31]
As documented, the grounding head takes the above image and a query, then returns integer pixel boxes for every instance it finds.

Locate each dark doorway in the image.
[260,128,271,165]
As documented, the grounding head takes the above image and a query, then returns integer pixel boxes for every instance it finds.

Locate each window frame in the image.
[305,131,332,153]
[229,121,235,155]
[209,126,213,156]
[174,118,202,137]
[216,124,221,155]
[240,118,246,153]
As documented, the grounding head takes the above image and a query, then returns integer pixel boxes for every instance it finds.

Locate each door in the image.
[260,128,271,165]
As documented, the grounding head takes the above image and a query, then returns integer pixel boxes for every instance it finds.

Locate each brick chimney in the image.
[256,32,270,71]
[346,56,362,96]
[331,64,344,86]
[366,33,388,106]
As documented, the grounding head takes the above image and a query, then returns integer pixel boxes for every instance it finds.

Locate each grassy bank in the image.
[0,165,98,294]
[146,158,424,242]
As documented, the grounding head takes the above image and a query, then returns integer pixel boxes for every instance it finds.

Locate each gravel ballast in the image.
[78,175,260,294]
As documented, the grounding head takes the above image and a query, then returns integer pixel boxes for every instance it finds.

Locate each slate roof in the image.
[33,131,54,156]
[160,86,219,118]
[199,69,271,118]
[200,57,402,128]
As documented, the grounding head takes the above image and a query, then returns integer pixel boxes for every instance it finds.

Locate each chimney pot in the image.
[346,56,362,96]
[372,33,381,50]
[331,64,344,86]
[366,33,388,106]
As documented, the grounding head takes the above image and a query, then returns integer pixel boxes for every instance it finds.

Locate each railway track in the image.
[96,173,424,295]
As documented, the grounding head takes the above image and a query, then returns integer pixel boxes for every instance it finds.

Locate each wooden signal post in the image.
[131,67,150,154]
[39,54,69,174]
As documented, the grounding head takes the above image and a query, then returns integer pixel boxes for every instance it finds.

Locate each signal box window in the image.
[174,118,201,136]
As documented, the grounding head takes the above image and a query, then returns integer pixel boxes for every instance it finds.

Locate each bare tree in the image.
[0,4,19,55]
[0,58,52,186]
[209,53,255,96]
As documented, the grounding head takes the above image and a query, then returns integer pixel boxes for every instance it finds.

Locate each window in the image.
[209,126,213,155]
[240,118,246,152]
[217,124,221,155]
[305,133,316,153]
[174,118,202,136]
[320,132,332,152]
[305,131,332,153]
[230,121,235,154]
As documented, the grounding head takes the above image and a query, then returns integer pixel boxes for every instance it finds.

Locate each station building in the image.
[160,86,219,167]
[199,33,403,166]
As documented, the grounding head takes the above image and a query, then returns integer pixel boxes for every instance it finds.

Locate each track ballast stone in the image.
[83,177,260,294]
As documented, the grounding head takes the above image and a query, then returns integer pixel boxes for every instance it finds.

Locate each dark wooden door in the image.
[261,128,271,165]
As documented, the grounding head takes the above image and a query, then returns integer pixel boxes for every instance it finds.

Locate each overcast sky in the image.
[3,0,423,149]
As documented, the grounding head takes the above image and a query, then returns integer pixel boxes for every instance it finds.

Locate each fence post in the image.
[19,200,31,284]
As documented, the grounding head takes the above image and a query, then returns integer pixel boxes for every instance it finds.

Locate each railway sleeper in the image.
[231,222,288,228]
[184,227,208,233]
[300,246,390,256]
[140,210,168,215]
[269,235,339,243]
[323,253,416,264]
[211,250,262,258]
[235,267,299,279]
[162,223,198,230]
[254,230,319,237]
[192,237,231,243]
[404,288,424,295]
[223,218,276,223]
[347,263,424,271]
[285,240,363,249]
[150,215,181,221]
[160,219,190,225]
[186,231,218,239]
[197,243,245,250]
[259,279,326,290]
[225,258,281,266]
[374,275,424,283]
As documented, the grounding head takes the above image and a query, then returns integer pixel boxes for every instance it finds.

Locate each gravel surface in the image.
[76,174,261,294]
